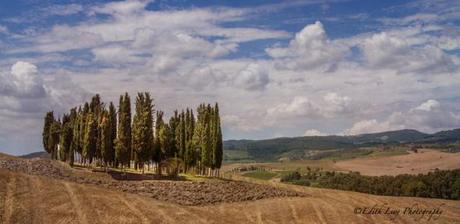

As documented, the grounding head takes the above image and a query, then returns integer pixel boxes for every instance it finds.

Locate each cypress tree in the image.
[132,93,154,172]
[100,109,111,169]
[168,110,179,158]
[83,113,97,165]
[90,94,103,163]
[115,93,131,170]
[213,103,223,174]
[153,111,164,175]
[59,113,73,162]
[49,118,61,160]
[43,111,54,155]
[108,102,117,166]
[202,105,213,174]
[177,111,186,167]
[183,109,195,172]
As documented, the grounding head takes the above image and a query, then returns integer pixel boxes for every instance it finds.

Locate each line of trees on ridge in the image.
[42,92,223,176]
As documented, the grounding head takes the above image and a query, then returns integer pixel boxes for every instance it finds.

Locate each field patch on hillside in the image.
[334,149,460,176]
[242,170,278,180]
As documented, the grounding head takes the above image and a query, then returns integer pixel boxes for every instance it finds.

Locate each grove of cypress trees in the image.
[42,92,223,176]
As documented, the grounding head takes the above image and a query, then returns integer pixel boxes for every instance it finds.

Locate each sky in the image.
[0,0,460,155]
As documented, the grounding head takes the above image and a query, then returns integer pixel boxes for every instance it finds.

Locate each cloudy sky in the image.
[0,0,460,155]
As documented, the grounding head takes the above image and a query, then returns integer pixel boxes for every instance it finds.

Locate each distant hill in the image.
[19,151,50,159]
[224,128,460,162]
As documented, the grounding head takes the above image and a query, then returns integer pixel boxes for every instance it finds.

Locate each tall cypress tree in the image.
[69,107,80,166]
[153,111,164,175]
[90,94,103,163]
[115,93,131,170]
[59,113,73,162]
[177,111,186,165]
[49,118,61,160]
[100,109,111,169]
[213,103,223,172]
[83,113,97,165]
[132,93,154,172]
[185,109,196,172]
[108,102,117,166]
[43,111,54,155]
[168,111,179,158]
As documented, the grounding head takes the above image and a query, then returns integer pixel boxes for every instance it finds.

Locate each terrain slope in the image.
[1,154,459,223]
[334,149,460,176]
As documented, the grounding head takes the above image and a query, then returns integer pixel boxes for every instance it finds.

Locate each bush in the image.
[280,171,301,182]
[281,169,460,200]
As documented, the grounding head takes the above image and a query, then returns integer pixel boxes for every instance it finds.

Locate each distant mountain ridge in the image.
[20,151,50,159]
[224,128,460,162]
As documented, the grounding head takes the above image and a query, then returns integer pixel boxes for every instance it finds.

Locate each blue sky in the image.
[0,0,460,155]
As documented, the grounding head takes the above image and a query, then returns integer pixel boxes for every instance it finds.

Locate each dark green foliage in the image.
[115,93,132,168]
[42,111,54,154]
[59,113,73,161]
[42,92,223,176]
[100,109,113,167]
[281,169,460,200]
[153,111,164,174]
[49,118,61,160]
[83,113,97,164]
[132,93,154,171]
[212,103,223,169]
[108,102,117,164]
[280,171,301,182]
[184,109,196,172]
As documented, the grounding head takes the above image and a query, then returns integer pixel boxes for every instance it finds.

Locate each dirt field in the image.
[1,153,460,223]
[334,149,460,176]
[1,168,460,223]
[0,155,304,206]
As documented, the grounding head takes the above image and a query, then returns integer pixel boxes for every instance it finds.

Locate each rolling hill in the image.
[1,154,459,223]
[224,128,460,162]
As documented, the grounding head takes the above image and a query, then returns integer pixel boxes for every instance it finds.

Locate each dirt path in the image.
[64,182,89,224]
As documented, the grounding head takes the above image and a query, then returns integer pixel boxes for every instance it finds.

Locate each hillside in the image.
[334,149,460,176]
[19,151,50,159]
[1,156,459,223]
[224,128,460,162]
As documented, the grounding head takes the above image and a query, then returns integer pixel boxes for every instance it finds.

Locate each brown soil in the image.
[0,155,305,206]
[334,149,460,176]
[1,168,459,224]
[1,153,460,223]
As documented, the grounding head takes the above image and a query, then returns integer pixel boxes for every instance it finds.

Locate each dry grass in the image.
[1,152,460,223]
[1,169,459,223]
[334,149,460,176]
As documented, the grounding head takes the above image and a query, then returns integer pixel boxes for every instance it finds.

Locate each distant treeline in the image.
[281,169,460,200]
[42,92,223,176]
